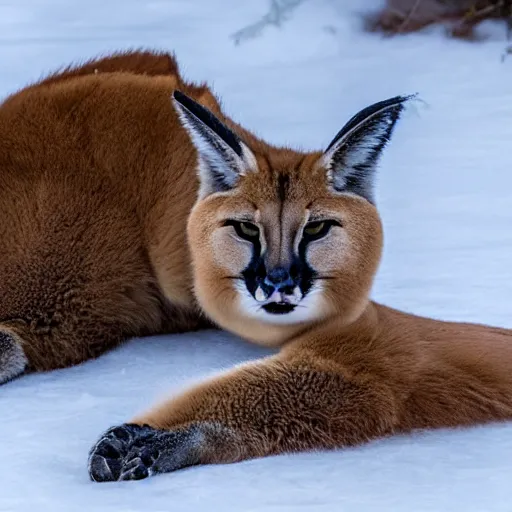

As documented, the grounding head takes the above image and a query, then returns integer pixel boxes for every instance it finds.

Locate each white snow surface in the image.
[1,1,512,510]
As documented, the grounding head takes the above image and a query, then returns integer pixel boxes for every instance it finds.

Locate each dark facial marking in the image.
[277,173,290,203]
[242,250,315,313]
[241,236,265,297]
[240,162,316,313]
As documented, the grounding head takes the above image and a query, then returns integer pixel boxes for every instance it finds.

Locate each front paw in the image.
[88,424,157,482]
[88,423,203,482]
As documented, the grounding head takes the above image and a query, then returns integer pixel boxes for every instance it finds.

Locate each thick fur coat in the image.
[1,51,510,483]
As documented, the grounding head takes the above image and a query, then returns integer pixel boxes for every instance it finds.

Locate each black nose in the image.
[264,267,295,294]
[266,267,290,284]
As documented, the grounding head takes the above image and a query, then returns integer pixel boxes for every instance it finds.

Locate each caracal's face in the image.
[187,155,383,341]
[173,90,410,345]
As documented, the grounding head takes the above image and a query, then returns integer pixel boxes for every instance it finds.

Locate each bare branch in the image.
[231,0,307,45]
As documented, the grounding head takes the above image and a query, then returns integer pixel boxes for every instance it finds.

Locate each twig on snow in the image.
[231,0,306,45]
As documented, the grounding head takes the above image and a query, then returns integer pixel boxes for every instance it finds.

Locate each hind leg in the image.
[0,183,203,383]
[0,307,143,378]
[0,287,156,381]
[0,251,166,380]
[0,254,203,382]
[0,256,206,383]
[0,238,169,382]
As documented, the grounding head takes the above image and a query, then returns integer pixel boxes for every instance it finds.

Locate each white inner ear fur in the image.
[320,125,388,194]
[319,101,399,195]
[239,143,258,174]
[172,97,258,198]
[326,122,389,177]
[195,139,257,199]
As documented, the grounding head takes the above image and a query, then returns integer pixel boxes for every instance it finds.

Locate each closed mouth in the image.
[262,302,296,315]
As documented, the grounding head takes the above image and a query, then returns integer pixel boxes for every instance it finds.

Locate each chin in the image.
[236,285,324,326]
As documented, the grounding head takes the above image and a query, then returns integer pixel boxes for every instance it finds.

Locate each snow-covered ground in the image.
[2,1,512,510]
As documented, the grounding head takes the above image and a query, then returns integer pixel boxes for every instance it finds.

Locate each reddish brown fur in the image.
[0,51,225,372]
[125,304,512,474]
[82,51,510,481]
[2,51,511,480]
[0,50,314,374]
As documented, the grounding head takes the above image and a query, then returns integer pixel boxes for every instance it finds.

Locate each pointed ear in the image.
[172,90,257,198]
[320,95,415,204]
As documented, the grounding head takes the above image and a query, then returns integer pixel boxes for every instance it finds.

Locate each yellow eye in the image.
[225,220,260,241]
[304,221,325,236]
[240,222,259,238]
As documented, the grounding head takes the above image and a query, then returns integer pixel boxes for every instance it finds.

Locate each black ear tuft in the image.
[172,90,257,198]
[173,90,243,158]
[322,94,416,204]
[325,95,414,152]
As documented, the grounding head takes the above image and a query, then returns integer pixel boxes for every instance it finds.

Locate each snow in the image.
[1,0,512,510]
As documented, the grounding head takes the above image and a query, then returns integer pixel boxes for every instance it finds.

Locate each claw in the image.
[88,424,156,483]
[93,437,123,459]
[89,455,120,482]
[118,458,149,481]
[88,423,202,482]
